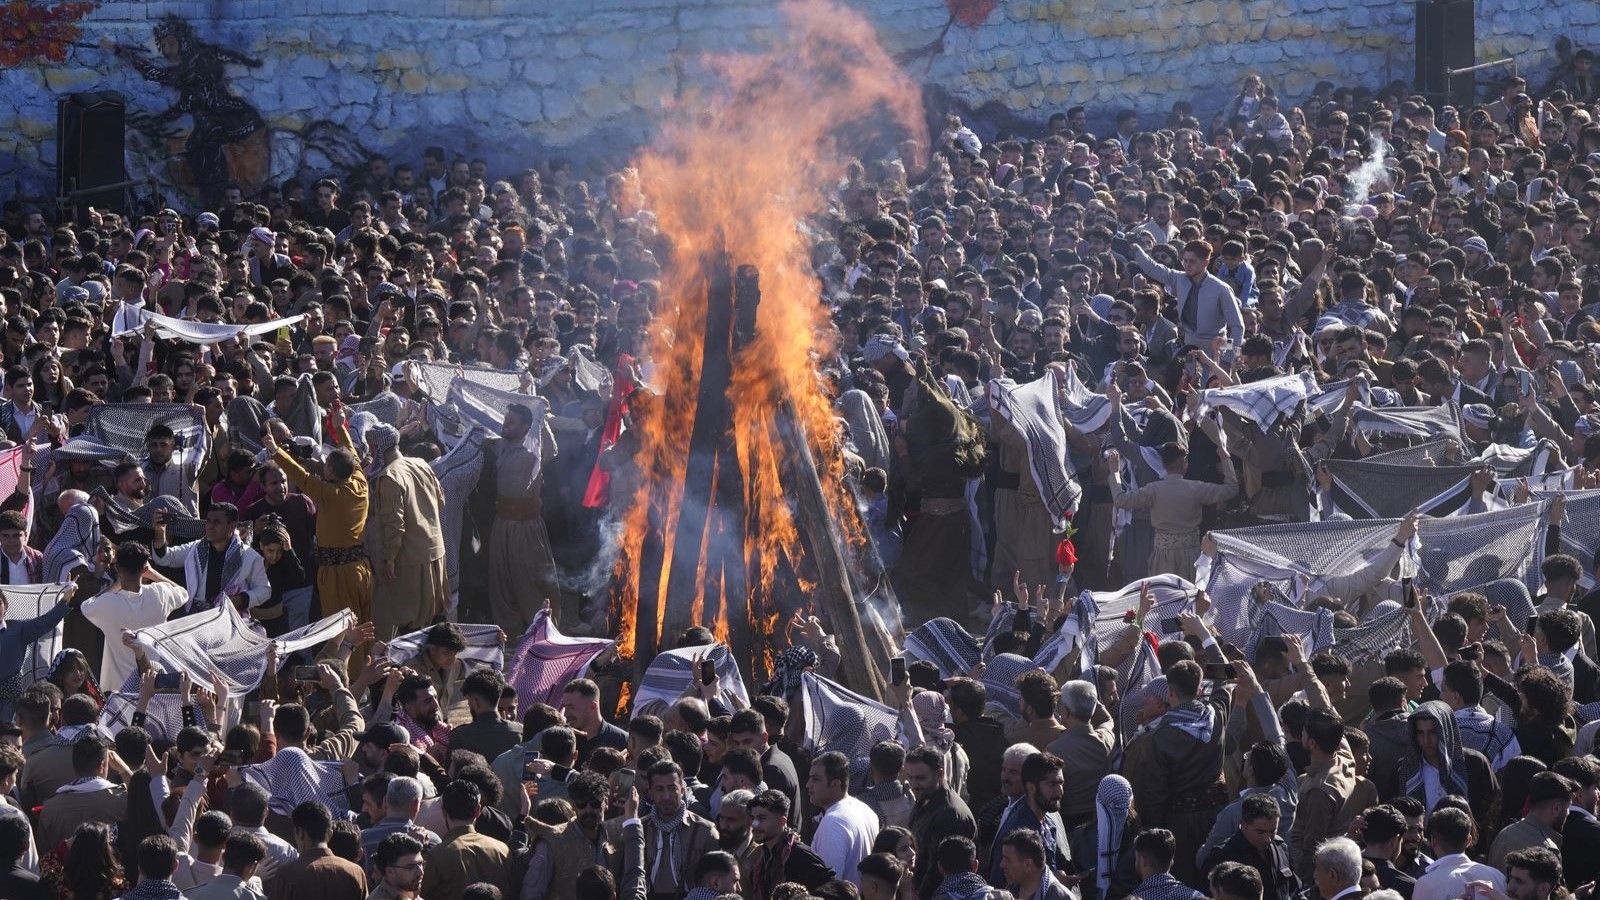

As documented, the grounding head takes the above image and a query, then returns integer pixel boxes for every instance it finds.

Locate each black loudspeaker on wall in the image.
[1415,0,1477,107]
[57,91,129,220]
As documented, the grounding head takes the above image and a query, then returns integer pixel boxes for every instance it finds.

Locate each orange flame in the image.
[611,0,924,672]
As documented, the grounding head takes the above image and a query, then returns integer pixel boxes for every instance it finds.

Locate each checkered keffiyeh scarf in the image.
[131,602,355,695]
[1205,517,1412,641]
[1199,372,1318,430]
[1364,439,1463,467]
[1056,362,1115,433]
[1332,607,1414,664]
[1535,490,1600,589]
[631,643,749,715]
[980,652,1040,721]
[903,617,983,678]
[386,623,505,671]
[1351,403,1462,449]
[1076,576,1195,688]
[0,584,71,702]
[1246,600,1336,661]
[988,370,1082,532]
[1129,873,1206,900]
[437,378,547,463]
[1321,459,1477,518]
[238,745,350,816]
[100,670,211,741]
[350,391,405,428]
[95,490,207,545]
[505,608,613,715]
[799,672,903,781]
[1096,775,1133,897]
[430,427,488,601]
[42,503,99,582]
[410,361,523,404]
[1415,502,1550,596]
[838,389,891,472]
[1477,440,1559,477]
[84,402,209,461]
[763,645,819,697]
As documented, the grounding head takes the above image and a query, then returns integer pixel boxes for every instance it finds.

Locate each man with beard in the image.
[391,674,450,764]
[746,788,833,897]
[616,761,718,900]
[141,422,200,514]
[523,772,622,900]
[242,463,317,576]
[110,459,149,515]
[986,753,1069,887]
[716,788,759,878]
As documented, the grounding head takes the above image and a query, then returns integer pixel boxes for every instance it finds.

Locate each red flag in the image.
[582,355,635,509]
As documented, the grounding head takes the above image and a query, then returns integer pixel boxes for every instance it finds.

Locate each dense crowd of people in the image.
[4,38,1600,900]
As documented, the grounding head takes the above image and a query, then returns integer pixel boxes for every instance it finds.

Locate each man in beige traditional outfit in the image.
[366,423,449,638]
[1106,411,1237,580]
[487,402,559,637]
[989,413,1057,589]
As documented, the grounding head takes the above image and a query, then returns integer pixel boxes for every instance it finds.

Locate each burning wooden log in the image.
[661,241,740,638]
[772,398,889,702]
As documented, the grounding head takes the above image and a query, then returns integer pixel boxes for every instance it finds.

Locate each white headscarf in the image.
[1095,774,1134,897]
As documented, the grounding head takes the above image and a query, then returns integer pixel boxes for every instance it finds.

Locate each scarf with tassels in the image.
[645,803,691,894]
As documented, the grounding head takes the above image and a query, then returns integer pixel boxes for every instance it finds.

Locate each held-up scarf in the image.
[1096,775,1133,898]
[646,804,692,894]
[42,503,99,581]
[987,369,1082,532]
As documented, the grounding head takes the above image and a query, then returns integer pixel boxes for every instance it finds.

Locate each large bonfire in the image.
[609,0,924,692]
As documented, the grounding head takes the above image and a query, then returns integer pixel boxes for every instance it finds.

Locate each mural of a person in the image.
[106,16,270,206]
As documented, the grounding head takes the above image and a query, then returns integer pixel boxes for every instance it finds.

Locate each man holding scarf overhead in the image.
[151,501,269,615]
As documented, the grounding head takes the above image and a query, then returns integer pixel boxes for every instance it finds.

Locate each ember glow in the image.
[611,0,924,673]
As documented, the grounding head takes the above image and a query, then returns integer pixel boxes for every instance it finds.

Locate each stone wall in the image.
[1,0,1596,209]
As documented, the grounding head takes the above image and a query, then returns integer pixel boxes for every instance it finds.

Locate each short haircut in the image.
[222,832,266,872]
[1000,828,1045,868]
[1303,708,1344,754]
[0,815,29,864]
[71,734,108,776]
[1240,793,1281,824]
[441,779,483,821]
[292,801,334,843]
[576,865,617,900]
[194,811,232,849]
[1427,806,1472,851]
[747,788,791,817]
[1134,828,1177,870]
[1246,741,1290,787]
[1368,677,1408,712]
[373,831,424,870]
[461,668,505,705]
[858,853,905,889]
[1020,752,1063,786]
[814,750,851,789]
[1210,861,1264,900]
[386,775,424,810]
[693,851,738,886]
[1362,805,1407,845]
[905,744,945,775]
[721,747,762,783]
[1505,847,1563,891]
[1314,837,1363,885]
[935,835,978,875]
[869,741,906,778]
[137,834,181,880]
[231,781,271,826]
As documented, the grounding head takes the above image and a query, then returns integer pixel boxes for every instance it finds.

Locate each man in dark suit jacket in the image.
[448,670,522,763]
[731,708,802,830]
[1359,806,1416,900]
[0,812,47,900]
[1556,756,1600,889]
[1202,795,1300,900]
[907,745,977,899]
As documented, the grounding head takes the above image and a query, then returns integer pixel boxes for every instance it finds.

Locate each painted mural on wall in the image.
[107,17,270,206]
[0,0,1585,212]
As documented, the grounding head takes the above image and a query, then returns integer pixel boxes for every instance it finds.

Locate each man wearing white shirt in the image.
[0,512,42,585]
[805,751,879,887]
[1412,807,1504,900]
[80,542,187,690]
[151,502,270,616]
